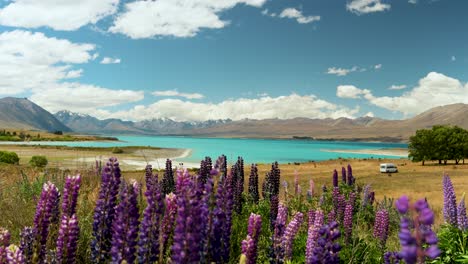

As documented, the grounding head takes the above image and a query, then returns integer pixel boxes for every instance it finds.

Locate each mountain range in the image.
[1,97,467,142]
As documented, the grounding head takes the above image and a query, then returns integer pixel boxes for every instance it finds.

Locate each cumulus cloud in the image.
[0,30,144,113]
[336,85,371,99]
[338,72,468,115]
[0,0,119,30]
[388,84,407,90]
[408,0,418,4]
[278,8,320,24]
[109,0,267,39]
[100,57,121,64]
[364,112,374,117]
[100,94,360,122]
[327,66,360,76]
[374,64,382,69]
[152,89,204,99]
[346,0,391,15]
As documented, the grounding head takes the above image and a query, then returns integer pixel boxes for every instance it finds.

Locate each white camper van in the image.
[380,163,398,173]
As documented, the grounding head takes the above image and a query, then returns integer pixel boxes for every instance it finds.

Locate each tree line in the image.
[409,125,468,165]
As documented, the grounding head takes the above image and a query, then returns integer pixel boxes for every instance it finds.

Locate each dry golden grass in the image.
[257,158,468,226]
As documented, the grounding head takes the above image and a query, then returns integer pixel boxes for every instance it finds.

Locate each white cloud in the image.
[100,57,121,64]
[451,56,456,61]
[408,0,418,4]
[338,72,468,116]
[0,30,144,113]
[279,8,320,24]
[346,0,391,15]
[336,85,371,99]
[327,66,359,76]
[364,112,374,117]
[0,0,119,31]
[109,0,267,39]
[388,84,407,90]
[374,64,382,70]
[152,89,204,99]
[101,94,360,122]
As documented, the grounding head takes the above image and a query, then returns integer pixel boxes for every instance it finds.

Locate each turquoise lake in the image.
[5,135,408,164]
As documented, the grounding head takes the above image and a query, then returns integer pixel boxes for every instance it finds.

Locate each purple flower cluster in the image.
[56,214,79,264]
[231,157,245,214]
[384,251,401,264]
[343,203,353,242]
[161,193,177,257]
[0,228,10,263]
[209,173,234,263]
[395,196,440,264]
[457,196,468,230]
[373,209,389,246]
[33,181,60,263]
[347,164,355,186]
[308,221,341,264]
[241,213,262,264]
[161,160,175,195]
[443,174,458,225]
[19,227,33,263]
[282,212,304,260]
[248,164,259,204]
[91,158,122,262]
[332,169,338,188]
[341,167,347,183]
[294,171,300,195]
[305,210,324,263]
[111,180,140,264]
[6,245,24,264]
[272,203,288,261]
[138,171,164,263]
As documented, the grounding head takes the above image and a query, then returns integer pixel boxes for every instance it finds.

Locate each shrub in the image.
[112,147,124,154]
[0,150,19,164]
[29,155,48,168]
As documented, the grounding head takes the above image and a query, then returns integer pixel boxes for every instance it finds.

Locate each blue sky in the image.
[0,0,467,121]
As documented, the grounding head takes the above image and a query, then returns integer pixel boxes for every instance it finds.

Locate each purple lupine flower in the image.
[19,227,34,264]
[341,167,346,183]
[138,172,164,264]
[91,158,122,263]
[214,155,227,178]
[161,193,177,258]
[368,191,375,205]
[282,212,304,260]
[373,209,390,246]
[175,168,191,195]
[309,221,341,264]
[273,203,288,261]
[241,213,262,264]
[61,175,81,218]
[6,245,24,264]
[308,210,316,229]
[231,157,245,214]
[111,180,140,264]
[384,251,401,264]
[309,179,315,197]
[161,160,176,195]
[347,164,354,186]
[332,169,338,188]
[305,210,324,263]
[56,214,79,264]
[328,210,336,223]
[443,174,458,225]
[270,195,279,230]
[248,164,259,203]
[0,228,10,263]
[209,173,234,263]
[33,181,60,263]
[344,203,353,242]
[362,184,371,207]
[457,196,468,230]
[348,192,356,208]
[172,171,213,263]
[396,196,440,264]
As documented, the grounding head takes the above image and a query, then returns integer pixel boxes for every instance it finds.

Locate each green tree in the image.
[409,129,435,165]
[0,151,20,164]
[29,155,48,168]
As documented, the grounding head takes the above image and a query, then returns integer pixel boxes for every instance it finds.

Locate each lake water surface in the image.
[2,135,408,164]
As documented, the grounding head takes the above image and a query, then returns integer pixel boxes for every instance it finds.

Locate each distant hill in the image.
[0,97,71,132]
[189,104,468,141]
[55,110,231,135]
[2,97,465,142]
